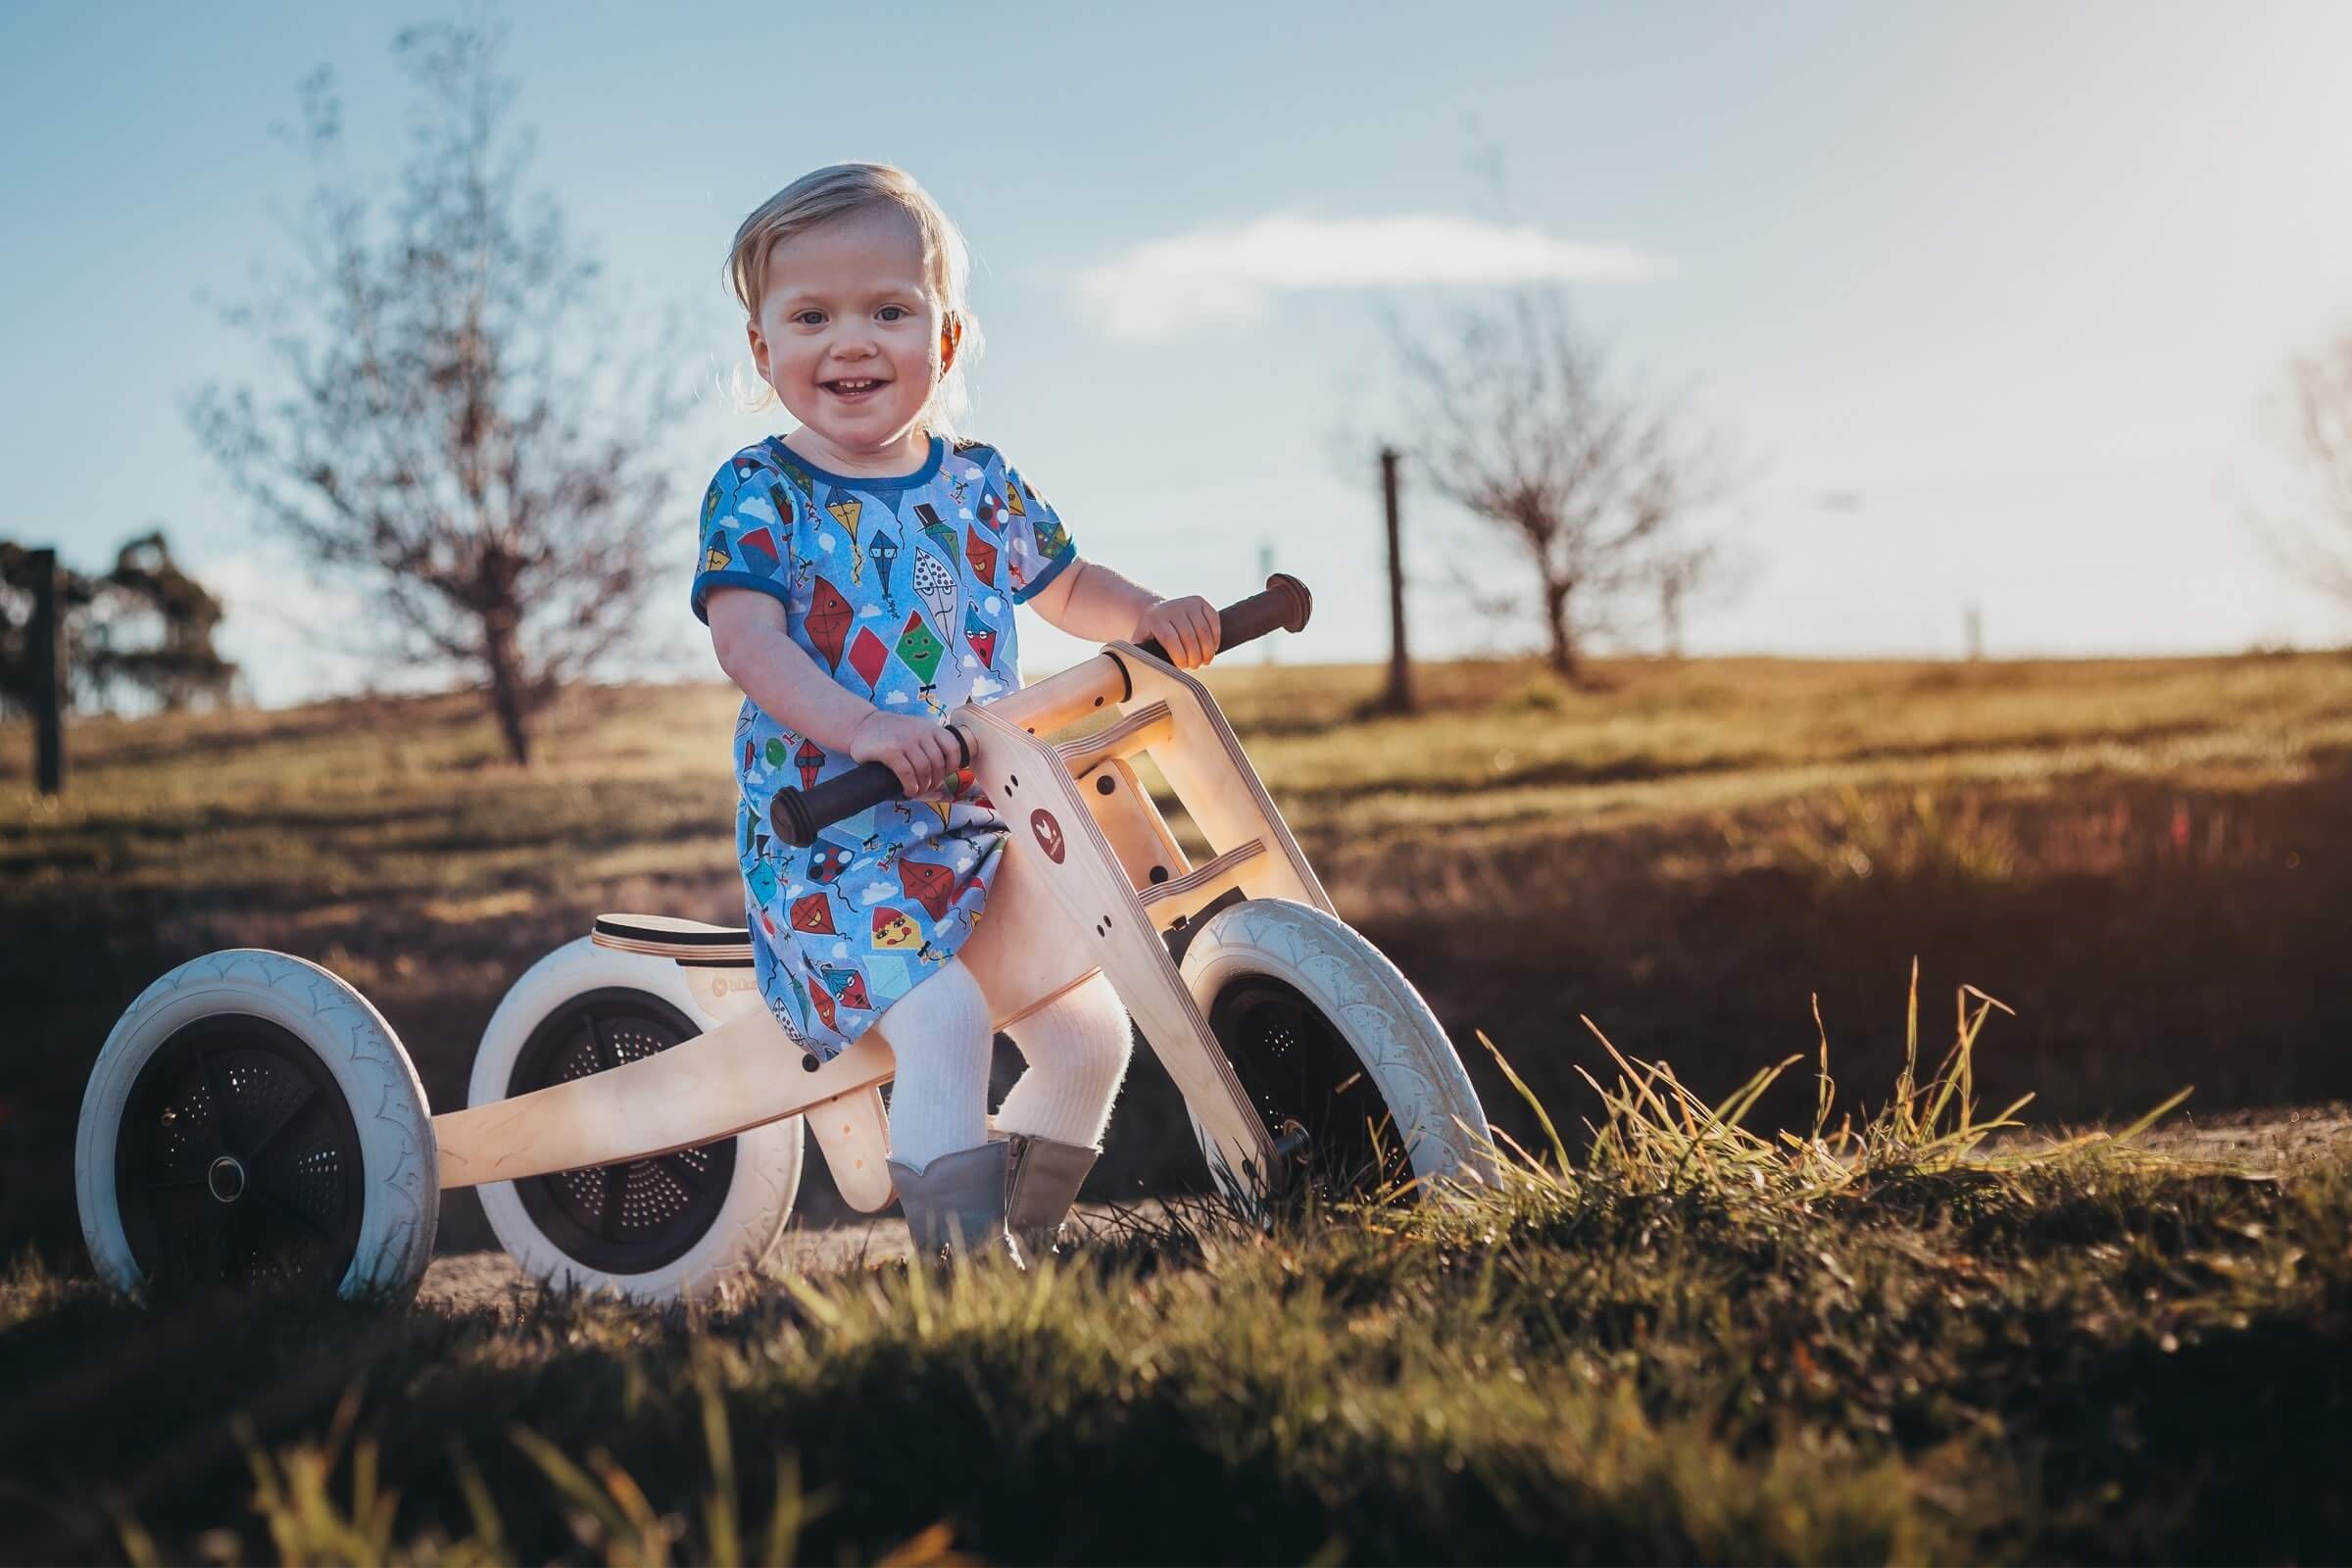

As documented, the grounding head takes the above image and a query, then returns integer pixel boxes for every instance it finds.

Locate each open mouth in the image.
[822,377,890,402]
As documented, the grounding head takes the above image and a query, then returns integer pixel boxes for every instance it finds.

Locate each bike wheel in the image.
[75,950,439,1301]
[1177,898,1494,1202]
[468,938,805,1301]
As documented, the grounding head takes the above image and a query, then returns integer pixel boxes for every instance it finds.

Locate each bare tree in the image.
[1653,538,1714,662]
[2261,331,2352,610]
[188,22,686,763]
[1392,287,1738,682]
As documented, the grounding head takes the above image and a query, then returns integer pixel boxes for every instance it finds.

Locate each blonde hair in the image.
[726,163,983,436]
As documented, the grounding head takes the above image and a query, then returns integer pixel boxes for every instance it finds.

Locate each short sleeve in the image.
[690,455,801,626]
[1000,463,1078,605]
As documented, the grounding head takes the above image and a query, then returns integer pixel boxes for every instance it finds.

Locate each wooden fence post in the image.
[27,547,63,796]
[1379,447,1414,713]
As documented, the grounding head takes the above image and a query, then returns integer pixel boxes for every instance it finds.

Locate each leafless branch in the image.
[1386,285,1743,679]
[2256,333,2352,612]
[184,21,689,762]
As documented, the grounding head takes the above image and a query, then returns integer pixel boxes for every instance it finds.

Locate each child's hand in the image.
[1135,596,1220,669]
[852,710,963,799]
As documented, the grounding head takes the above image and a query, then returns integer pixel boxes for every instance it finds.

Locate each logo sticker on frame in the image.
[1030,808,1065,863]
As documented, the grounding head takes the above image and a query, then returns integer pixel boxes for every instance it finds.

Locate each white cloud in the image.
[1077,213,1663,340]
[200,548,388,707]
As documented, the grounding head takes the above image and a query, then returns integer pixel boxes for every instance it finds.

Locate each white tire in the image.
[467,938,805,1302]
[1178,899,1494,1199]
[75,949,438,1300]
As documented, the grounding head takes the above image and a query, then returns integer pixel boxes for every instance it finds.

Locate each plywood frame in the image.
[1103,641,1334,916]
[430,640,1314,1200]
[435,1018,897,1192]
[956,702,1277,1188]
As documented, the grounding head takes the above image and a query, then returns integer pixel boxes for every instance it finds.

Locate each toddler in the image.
[693,164,1221,1263]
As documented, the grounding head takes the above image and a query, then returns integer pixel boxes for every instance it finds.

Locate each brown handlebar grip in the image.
[769,724,973,849]
[1135,573,1312,663]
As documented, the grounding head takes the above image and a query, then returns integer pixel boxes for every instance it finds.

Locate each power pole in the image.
[1379,447,1414,713]
[28,547,63,796]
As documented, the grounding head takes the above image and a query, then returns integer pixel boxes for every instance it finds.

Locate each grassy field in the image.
[2,652,2350,1561]
[3,1026,2347,1563]
[5,651,2349,1248]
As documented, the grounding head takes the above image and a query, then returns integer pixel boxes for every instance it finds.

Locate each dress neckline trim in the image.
[764,434,944,492]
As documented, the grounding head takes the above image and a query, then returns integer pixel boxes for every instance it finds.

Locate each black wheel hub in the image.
[1208,976,1409,1200]
[206,1155,247,1203]
[508,988,736,1275]
[115,1015,368,1295]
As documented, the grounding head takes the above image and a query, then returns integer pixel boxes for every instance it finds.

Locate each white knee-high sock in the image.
[875,957,992,1172]
[995,973,1135,1150]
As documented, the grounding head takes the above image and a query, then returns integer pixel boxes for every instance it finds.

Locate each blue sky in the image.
[6,0,2351,705]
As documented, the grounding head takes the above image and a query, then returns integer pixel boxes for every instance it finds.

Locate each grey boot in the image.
[891,1142,1019,1262]
[1003,1133,1099,1260]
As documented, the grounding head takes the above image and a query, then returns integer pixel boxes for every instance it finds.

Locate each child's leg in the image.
[995,973,1134,1150]
[875,956,992,1171]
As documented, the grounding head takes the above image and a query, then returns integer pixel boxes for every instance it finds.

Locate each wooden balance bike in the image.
[73,576,1494,1302]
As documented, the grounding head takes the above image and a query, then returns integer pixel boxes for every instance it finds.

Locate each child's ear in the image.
[746,316,770,382]
[940,313,963,372]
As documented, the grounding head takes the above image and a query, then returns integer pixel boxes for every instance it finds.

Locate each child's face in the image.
[747,204,956,470]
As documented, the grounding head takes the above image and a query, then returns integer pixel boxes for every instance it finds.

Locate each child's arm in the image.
[707,588,961,796]
[1025,556,1221,669]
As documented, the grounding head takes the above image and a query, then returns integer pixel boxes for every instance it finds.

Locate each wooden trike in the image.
[73,576,1494,1301]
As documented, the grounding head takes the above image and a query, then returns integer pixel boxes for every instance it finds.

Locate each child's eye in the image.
[876,306,910,322]
[792,310,825,327]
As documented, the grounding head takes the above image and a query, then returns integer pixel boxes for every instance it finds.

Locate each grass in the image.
[3,652,2350,1558]
[4,651,2351,1256]
[4,978,2346,1564]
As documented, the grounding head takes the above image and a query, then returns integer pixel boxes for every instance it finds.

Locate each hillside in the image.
[5,651,2350,1260]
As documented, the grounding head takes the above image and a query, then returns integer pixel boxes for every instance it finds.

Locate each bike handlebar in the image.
[768,573,1313,848]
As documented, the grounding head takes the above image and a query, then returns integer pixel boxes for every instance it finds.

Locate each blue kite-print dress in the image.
[691,433,1077,1060]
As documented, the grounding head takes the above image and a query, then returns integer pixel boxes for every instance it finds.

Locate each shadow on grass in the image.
[7,694,488,778]
[7,738,2351,1287]
[1358,752,2352,1186]
[4,1146,2349,1564]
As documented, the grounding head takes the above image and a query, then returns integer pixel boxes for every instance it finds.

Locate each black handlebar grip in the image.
[1134,573,1313,663]
[770,724,972,849]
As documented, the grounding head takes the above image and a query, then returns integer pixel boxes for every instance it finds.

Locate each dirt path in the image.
[416,1107,2352,1314]
[415,1202,1169,1313]
[2135,1102,2352,1164]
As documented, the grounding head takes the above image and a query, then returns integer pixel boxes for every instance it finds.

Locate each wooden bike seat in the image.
[590,913,754,966]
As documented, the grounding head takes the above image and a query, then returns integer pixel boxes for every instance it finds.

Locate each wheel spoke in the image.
[199,1050,235,1150]
[248,1085,323,1163]
[509,992,736,1273]
[150,1181,214,1225]
[224,1194,262,1284]
[596,1164,626,1241]
[662,1152,713,1196]
[198,1202,233,1287]
[119,1015,371,1294]
[1216,981,1396,1200]
[160,1059,233,1169]
[250,1172,338,1243]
